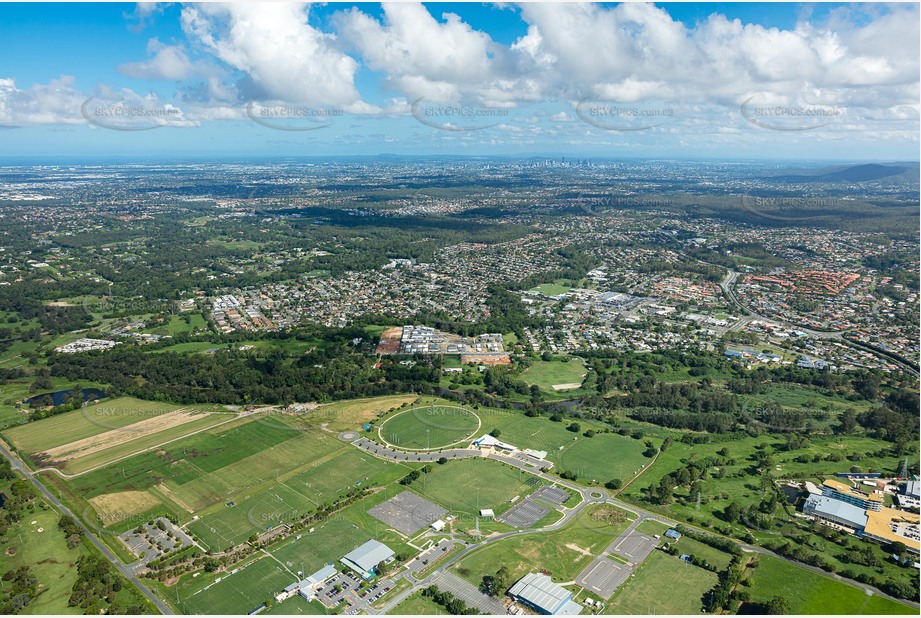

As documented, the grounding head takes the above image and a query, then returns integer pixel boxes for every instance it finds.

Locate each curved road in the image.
[356,441,919,614]
[715,266,918,376]
[0,441,173,615]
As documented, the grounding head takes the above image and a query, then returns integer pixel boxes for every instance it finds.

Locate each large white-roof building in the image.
[341,540,395,579]
[803,494,869,531]
[509,573,582,615]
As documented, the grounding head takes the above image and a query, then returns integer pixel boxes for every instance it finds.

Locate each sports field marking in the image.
[378,405,480,451]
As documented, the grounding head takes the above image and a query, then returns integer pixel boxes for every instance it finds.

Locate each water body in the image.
[25,387,106,407]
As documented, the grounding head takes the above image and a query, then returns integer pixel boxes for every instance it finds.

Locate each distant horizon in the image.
[1,2,917,159]
[0,154,918,165]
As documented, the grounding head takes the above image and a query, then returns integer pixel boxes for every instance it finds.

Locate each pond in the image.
[25,387,107,407]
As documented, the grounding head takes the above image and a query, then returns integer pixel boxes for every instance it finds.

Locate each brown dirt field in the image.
[461,353,511,365]
[89,491,160,522]
[551,382,583,391]
[38,408,206,464]
[375,327,403,354]
[565,543,594,557]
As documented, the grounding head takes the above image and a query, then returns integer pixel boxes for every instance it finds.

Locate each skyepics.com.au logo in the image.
[739,194,839,223]
[740,95,843,131]
[576,98,674,131]
[739,399,830,433]
[81,96,188,131]
[80,506,174,537]
[577,191,676,216]
[80,405,168,432]
[246,101,343,131]
[410,97,508,132]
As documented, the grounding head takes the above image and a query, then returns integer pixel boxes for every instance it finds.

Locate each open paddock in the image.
[4,396,223,456]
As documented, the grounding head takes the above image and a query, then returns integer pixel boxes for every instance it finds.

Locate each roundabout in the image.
[378,404,481,451]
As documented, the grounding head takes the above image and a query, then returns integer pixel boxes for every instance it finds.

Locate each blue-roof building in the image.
[664,529,681,540]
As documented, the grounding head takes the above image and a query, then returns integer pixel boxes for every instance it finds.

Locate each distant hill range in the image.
[767,163,919,183]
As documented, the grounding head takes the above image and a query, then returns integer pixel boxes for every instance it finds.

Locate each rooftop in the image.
[509,573,577,615]
[863,507,921,552]
[341,540,395,574]
[803,494,869,530]
[823,479,884,503]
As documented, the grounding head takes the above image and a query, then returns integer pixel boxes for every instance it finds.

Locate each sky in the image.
[0,2,918,160]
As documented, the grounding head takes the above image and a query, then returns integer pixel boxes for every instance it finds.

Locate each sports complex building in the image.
[341,540,395,579]
[509,572,583,615]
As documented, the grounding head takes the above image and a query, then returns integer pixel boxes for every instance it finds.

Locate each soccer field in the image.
[188,447,408,550]
[412,457,539,516]
[178,555,294,615]
[379,404,480,449]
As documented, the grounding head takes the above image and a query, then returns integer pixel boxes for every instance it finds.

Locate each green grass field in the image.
[479,408,650,481]
[61,413,233,476]
[269,490,414,577]
[379,404,479,449]
[618,432,916,592]
[411,457,541,516]
[23,395,420,556]
[550,433,651,484]
[521,359,586,390]
[746,555,917,615]
[529,283,574,297]
[4,396,219,455]
[0,507,83,614]
[177,555,294,614]
[392,592,448,615]
[189,447,409,550]
[0,484,151,615]
[604,551,717,614]
[667,536,733,570]
[453,504,634,585]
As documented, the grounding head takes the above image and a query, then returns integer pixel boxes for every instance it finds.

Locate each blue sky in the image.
[0,2,917,160]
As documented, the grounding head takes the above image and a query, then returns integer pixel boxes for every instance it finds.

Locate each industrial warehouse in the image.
[509,572,584,615]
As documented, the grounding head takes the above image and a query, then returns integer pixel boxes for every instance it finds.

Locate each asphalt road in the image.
[367,445,920,614]
[0,441,173,615]
[713,264,918,375]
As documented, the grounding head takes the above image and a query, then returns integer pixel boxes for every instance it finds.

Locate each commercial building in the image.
[509,573,582,615]
[821,479,883,511]
[803,494,869,531]
[275,564,338,602]
[341,540,395,579]
[804,483,920,555]
[863,508,920,555]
